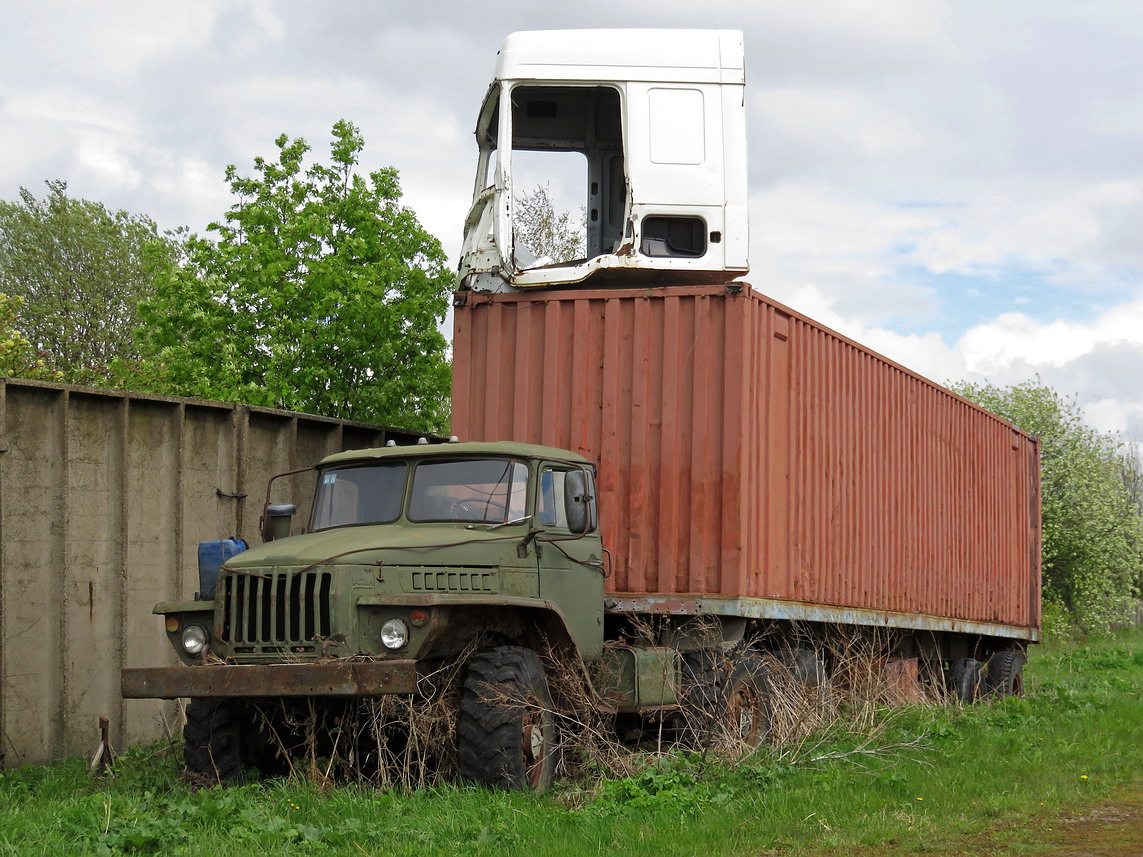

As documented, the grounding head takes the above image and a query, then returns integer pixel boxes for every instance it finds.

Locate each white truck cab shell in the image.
[458,29,749,293]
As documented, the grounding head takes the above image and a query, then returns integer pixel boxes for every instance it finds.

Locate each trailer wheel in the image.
[779,647,827,689]
[985,651,1025,698]
[457,646,557,791]
[183,697,244,783]
[680,649,726,749]
[726,654,772,749]
[948,658,983,703]
[681,649,772,750]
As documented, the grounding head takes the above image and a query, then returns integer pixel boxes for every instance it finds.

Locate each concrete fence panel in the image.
[0,379,424,767]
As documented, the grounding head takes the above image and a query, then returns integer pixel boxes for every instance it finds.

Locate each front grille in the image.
[219,571,332,645]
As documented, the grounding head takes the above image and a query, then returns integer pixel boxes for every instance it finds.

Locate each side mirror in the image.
[261,503,297,542]
[564,471,591,535]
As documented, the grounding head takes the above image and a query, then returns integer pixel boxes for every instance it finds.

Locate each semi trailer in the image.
[122,29,1040,791]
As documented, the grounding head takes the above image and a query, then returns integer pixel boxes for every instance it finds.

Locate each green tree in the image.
[514,182,586,265]
[0,292,62,381]
[0,181,179,386]
[950,379,1143,632]
[139,120,451,432]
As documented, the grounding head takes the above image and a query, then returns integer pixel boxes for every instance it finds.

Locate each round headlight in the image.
[181,624,209,655]
[380,618,409,650]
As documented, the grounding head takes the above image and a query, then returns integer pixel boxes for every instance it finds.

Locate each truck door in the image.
[534,464,605,659]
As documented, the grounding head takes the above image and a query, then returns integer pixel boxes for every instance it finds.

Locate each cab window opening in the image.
[538,467,597,532]
[509,85,626,269]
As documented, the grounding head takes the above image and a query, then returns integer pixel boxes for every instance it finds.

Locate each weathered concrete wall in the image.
[0,379,426,767]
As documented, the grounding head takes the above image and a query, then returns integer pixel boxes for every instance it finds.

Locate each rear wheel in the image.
[457,646,558,791]
[948,658,982,703]
[725,654,772,749]
[680,649,726,749]
[985,651,1025,698]
[779,647,827,689]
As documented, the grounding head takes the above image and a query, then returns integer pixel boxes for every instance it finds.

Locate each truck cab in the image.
[458,29,749,293]
[129,441,604,674]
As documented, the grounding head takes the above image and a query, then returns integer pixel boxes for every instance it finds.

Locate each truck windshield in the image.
[311,462,407,530]
[408,458,529,524]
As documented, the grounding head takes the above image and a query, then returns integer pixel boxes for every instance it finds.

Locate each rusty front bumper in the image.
[121,660,417,699]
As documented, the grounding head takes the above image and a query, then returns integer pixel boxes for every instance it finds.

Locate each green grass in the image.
[2,631,1142,856]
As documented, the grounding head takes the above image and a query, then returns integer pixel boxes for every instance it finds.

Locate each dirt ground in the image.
[1035,789,1143,857]
[840,787,1143,856]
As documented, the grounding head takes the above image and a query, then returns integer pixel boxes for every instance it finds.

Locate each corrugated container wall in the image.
[452,286,1041,635]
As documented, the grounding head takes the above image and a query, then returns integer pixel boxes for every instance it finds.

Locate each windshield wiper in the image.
[466,515,532,531]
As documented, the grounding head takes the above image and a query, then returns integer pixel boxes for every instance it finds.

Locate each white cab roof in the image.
[493,29,745,85]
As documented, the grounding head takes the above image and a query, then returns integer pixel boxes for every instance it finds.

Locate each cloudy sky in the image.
[3,1,1142,438]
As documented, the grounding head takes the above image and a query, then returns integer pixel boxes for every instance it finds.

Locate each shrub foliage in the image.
[951,379,1143,631]
[0,181,180,385]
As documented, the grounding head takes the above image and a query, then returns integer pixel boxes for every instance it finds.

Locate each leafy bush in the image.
[950,380,1143,632]
[0,181,180,386]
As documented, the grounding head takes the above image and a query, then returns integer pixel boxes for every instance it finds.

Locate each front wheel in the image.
[681,649,773,751]
[457,646,558,791]
[183,697,244,783]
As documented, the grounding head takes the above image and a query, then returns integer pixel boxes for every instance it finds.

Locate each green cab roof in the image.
[318,439,594,468]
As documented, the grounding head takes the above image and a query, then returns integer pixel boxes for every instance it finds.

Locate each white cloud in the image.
[14,0,219,79]
[750,184,940,325]
[754,88,927,160]
[906,188,1141,279]
[960,315,1086,375]
[248,0,284,41]
[3,86,137,135]
[960,299,1143,378]
[3,0,1143,438]
[1083,398,1133,435]
[75,134,142,191]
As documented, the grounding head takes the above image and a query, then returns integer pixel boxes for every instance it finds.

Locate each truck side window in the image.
[538,468,567,528]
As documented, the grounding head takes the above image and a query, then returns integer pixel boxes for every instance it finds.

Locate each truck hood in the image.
[225,524,531,570]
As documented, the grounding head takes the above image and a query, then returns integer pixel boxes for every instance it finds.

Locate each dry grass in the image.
[239,624,959,790]
[247,646,476,790]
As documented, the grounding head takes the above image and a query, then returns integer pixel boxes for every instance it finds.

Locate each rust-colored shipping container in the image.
[452,285,1041,642]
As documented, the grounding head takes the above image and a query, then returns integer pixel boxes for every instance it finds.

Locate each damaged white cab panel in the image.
[457,29,749,293]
